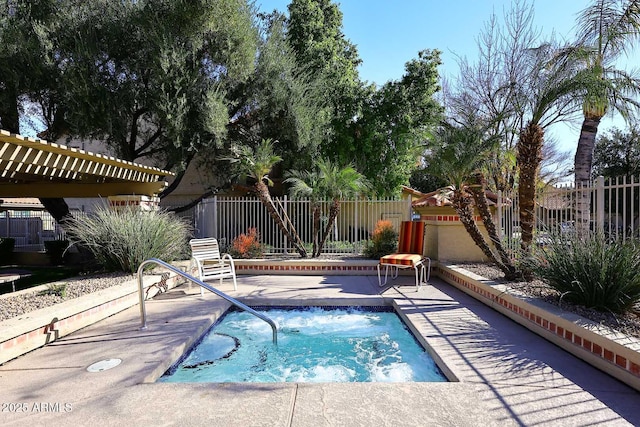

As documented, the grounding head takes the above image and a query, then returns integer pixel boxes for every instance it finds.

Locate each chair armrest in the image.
[191,256,205,271]
[221,253,236,269]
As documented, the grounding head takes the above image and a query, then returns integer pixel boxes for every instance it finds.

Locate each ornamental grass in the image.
[528,232,640,314]
[65,206,190,273]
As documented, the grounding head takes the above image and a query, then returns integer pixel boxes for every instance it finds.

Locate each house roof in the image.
[0,130,174,198]
[411,187,510,208]
[0,197,44,210]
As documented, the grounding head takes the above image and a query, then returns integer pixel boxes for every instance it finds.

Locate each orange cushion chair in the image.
[377,221,430,291]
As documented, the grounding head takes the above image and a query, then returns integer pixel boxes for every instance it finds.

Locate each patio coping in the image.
[1,259,640,393]
[438,264,640,392]
[234,258,380,275]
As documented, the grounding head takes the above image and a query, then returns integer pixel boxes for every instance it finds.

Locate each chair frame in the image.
[377,257,430,292]
[189,238,237,294]
[377,221,431,292]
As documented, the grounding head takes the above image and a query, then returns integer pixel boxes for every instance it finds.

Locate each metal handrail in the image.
[136,258,277,344]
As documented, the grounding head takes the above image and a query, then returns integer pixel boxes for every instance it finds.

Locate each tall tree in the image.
[450,1,537,193]
[350,50,443,196]
[572,0,640,232]
[0,0,81,224]
[1,0,261,221]
[593,125,640,178]
[47,0,258,198]
[225,11,330,174]
[286,0,365,163]
[515,41,584,254]
[228,139,308,257]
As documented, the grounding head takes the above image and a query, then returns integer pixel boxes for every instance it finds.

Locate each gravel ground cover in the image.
[0,272,133,322]
[460,263,640,339]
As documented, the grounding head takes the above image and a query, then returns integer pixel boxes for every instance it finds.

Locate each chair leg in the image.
[377,264,392,287]
[232,273,237,291]
[424,259,431,283]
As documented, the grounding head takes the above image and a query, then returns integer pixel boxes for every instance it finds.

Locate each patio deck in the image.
[1,275,639,426]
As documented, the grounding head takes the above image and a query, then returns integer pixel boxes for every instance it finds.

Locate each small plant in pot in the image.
[44,239,69,265]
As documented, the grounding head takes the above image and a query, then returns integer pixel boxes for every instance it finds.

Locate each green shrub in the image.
[527,232,640,313]
[64,206,191,273]
[364,220,398,259]
[38,283,68,298]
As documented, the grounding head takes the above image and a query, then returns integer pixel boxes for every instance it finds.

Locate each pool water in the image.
[160,307,448,383]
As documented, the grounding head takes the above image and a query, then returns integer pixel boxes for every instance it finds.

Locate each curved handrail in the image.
[136,258,277,344]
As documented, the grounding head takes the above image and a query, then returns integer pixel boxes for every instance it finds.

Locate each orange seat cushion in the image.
[380,253,423,267]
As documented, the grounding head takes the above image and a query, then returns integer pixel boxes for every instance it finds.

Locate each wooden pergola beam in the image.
[0,130,174,198]
[0,182,168,198]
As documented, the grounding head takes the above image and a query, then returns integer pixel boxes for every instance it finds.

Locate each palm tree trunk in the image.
[574,116,602,236]
[517,122,544,254]
[468,184,518,280]
[452,191,512,277]
[316,199,340,257]
[311,203,321,257]
[254,181,307,257]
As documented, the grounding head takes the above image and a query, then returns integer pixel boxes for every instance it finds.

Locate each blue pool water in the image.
[159,307,448,383]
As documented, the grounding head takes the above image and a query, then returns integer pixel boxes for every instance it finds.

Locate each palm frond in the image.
[576,0,640,59]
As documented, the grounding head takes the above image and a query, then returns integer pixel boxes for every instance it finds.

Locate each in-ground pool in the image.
[159,306,448,383]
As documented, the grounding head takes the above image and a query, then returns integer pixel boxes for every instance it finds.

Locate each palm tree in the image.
[284,169,323,257]
[428,123,519,279]
[316,160,370,258]
[572,0,640,232]
[229,139,307,257]
[514,42,585,253]
[287,159,369,258]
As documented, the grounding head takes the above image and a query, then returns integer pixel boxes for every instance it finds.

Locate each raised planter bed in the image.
[0,268,185,365]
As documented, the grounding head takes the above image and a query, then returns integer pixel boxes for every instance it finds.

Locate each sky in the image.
[257,0,639,164]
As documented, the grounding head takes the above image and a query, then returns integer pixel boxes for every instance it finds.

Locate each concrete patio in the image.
[1,274,639,426]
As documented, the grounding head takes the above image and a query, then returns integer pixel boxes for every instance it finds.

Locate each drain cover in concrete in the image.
[87,358,122,372]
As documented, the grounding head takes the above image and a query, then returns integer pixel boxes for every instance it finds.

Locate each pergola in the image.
[0,130,173,198]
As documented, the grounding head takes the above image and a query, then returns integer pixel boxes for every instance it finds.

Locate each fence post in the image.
[283,195,289,254]
[407,196,412,220]
[496,190,503,239]
[212,196,218,240]
[596,175,605,234]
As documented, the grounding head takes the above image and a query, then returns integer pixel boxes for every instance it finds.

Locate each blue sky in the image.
[257,0,639,161]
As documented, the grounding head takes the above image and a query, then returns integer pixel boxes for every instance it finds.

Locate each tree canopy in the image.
[593,125,640,178]
[1,0,448,203]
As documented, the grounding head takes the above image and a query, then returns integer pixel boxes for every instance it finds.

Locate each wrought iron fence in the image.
[185,196,413,255]
[6,175,640,256]
[497,176,640,254]
[0,210,83,251]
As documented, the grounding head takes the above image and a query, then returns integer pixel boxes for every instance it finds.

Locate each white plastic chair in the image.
[189,238,237,295]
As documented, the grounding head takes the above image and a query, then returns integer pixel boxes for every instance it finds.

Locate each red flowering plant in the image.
[229,228,264,259]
